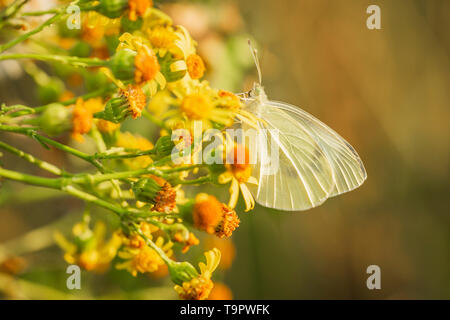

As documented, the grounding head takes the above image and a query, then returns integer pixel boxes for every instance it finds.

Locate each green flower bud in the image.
[109,49,136,81]
[167,261,199,286]
[36,80,64,104]
[132,178,162,204]
[94,96,130,123]
[95,0,129,19]
[154,135,175,158]
[39,103,72,136]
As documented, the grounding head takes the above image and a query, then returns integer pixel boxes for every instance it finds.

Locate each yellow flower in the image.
[166,81,235,131]
[116,222,173,277]
[117,33,167,96]
[219,143,258,212]
[54,221,122,273]
[116,131,154,168]
[193,193,240,238]
[174,248,221,300]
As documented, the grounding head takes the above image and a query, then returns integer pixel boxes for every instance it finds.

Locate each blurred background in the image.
[0,0,449,299]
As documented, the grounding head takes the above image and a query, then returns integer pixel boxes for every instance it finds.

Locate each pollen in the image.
[119,84,147,118]
[215,205,240,238]
[186,54,205,79]
[153,180,177,213]
[193,194,240,238]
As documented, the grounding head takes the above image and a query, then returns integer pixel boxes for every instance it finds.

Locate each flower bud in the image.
[37,80,64,104]
[95,0,129,19]
[109,49,136,81]
[38,103,72,136]
[132,176,177,213]
[94,96,129,123]
[132,178,162,204]
[95,84,146,123]
[167,260,199,286]
[154,135,175,158]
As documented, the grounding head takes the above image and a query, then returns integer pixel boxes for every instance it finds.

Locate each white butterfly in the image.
[237,42,367,211]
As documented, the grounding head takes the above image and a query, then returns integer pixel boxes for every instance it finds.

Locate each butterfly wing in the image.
[268,100,367,197]
[243,100,335,211]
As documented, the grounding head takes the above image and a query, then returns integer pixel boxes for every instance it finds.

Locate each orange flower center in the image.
[180,94,213,120]
[227,145,251,183]
[186,54,205,80]
[193,194,240,238]
[120,84,147,118]
[134,46,160,84]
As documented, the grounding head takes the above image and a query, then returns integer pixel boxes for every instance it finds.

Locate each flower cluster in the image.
[0,0,252,300]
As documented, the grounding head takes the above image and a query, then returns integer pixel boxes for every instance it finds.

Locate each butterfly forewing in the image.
[268,100,367,197]
[244,99,335,211]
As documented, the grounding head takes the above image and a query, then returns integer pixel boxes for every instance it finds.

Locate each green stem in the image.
[0,125,105,171]
[0,53,108,67]
[91,148,156,160]
[21,9,59,16]
[0,140,64,176]
[175,175,212,185]
[0,12,64,53]
[134,225,172,265]
[0,167,171,220]
[0,166,61,188]
[62,185,124,216]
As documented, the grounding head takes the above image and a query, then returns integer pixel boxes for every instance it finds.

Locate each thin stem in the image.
[175,176,212,185]
[0,140,64,176]
[0,167,61,189]
[0,12,64,53]
[91,148,156,160]
[62,185,124,216]
[0,125,105,171]
[0,53,108,67]
[134,225,172,265]
[21,9,59,16]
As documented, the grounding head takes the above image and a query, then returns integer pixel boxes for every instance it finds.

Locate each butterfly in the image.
[236,41,367,211]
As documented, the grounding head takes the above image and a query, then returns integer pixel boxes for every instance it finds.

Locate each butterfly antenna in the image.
[248,39,262,85]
